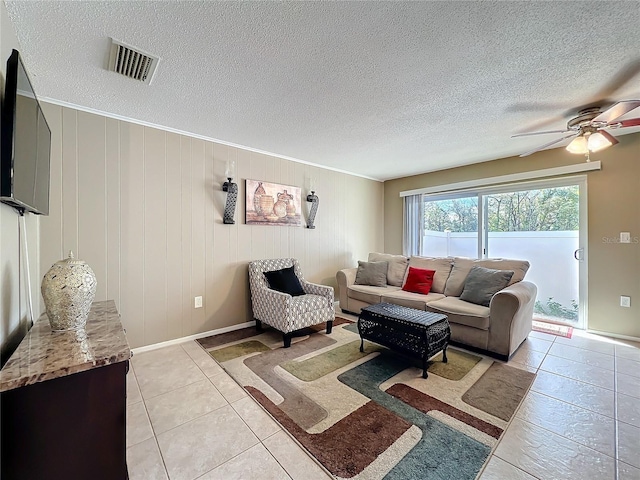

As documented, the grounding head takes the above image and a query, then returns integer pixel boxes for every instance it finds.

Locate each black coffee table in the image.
[358,302,450,378]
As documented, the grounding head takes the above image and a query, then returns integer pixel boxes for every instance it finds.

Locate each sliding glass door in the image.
[422,178,587,328]
[423,194,479,258]
[483,184,583,327]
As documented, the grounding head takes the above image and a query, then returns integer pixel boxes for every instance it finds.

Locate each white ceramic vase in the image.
[41,251,97,331]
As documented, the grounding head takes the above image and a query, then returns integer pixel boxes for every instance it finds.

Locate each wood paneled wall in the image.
[40,104,384,348]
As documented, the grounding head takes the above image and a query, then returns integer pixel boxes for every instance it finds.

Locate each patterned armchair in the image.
[249,258,335,347]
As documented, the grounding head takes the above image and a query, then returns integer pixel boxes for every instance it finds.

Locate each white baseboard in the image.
[585,328,640,343]
[131,321,256,355]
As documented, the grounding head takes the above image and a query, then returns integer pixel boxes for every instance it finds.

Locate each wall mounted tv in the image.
[1,49,51,215]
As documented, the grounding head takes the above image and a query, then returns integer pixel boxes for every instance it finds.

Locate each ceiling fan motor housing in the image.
[567,108,605,131]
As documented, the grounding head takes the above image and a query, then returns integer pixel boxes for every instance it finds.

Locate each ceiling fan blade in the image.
[593,100,640,124]
[512,129,570,138]
[617,118,640,128]
[519,133,578,157]
[589,58,640,102]
[513,114,569,135]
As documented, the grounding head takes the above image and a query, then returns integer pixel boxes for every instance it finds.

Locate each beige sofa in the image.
[336,253,537,360]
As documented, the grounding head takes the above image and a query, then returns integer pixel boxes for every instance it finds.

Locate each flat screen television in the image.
[1,49,51,215]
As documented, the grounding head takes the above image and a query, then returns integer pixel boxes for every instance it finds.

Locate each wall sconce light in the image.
[222,160,237,224]
[306,179,319,229]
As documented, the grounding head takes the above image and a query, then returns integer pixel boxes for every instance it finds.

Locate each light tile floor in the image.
[481,328,640,480]
[126,320,640,480]
[127,339,332,480]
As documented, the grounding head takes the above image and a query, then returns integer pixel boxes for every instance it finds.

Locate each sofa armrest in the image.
[336,268,358,310]
[487,281,538,357]
[302,280,335,308]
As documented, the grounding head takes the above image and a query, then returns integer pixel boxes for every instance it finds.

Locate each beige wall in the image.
[384,132,640,338]
[1,0,41,364]
[39,104,384,348]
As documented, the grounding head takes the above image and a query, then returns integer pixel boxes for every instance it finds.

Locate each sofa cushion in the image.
[381,290,445,310]
[426,297,490,330]
[444,257,530,297]
[402,267,435,294]
[348,285,400,304]
[459,266,514,307]
[354,261,388,287]
[368,253,409,287]
[403,256,452,294]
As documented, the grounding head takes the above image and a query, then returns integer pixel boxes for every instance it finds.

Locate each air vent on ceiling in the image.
[108,39,159,84]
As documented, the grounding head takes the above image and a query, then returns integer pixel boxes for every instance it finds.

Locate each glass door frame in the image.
[423,175,588,329]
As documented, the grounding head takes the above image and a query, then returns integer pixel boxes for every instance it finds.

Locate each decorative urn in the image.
[41,251,97,331]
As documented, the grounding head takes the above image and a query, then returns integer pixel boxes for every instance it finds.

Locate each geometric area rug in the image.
[197,318,535,479]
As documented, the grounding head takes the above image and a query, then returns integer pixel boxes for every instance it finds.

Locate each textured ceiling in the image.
[5,1,640,181]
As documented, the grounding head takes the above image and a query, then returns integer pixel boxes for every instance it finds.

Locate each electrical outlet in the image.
[620,296,631,308]
[194,296,203,308]
[620,232,631,243]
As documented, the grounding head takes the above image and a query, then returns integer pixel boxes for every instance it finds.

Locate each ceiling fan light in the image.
[587,131,614,152]
[566,135,588,154]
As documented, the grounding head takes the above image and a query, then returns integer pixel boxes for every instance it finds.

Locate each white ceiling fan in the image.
[513,100,640,158]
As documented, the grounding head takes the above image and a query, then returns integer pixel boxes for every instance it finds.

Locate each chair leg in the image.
[255,319,263,332]
[326,320,333,334]
[283,333,292,348]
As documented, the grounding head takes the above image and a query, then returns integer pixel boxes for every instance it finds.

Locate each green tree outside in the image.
[423,186,579,233]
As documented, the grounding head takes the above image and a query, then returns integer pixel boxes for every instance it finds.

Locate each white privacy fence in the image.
[424,230,579,310]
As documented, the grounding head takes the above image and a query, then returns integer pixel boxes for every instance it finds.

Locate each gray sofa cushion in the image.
[368,253,409,287]
[381,290,445,310]
[426,297,491,330]
[459,266,514,307]
[444,257,530,297]
[403,256,453,294]
[348,285,400,304]
[354,261,388,287]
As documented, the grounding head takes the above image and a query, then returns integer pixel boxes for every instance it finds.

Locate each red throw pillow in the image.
[402,267,435,294]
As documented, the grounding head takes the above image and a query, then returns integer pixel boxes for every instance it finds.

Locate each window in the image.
[409,177,586,326]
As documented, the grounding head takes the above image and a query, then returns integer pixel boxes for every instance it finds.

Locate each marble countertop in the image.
[0,300,131,392]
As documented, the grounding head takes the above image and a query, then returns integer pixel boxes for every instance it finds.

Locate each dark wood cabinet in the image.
[0,301,131,480]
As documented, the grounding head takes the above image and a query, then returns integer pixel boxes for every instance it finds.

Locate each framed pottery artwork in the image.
[246,180,302,226]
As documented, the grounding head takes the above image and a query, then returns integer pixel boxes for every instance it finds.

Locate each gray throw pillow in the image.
[354,261,388,287]
[459,266,514,307]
